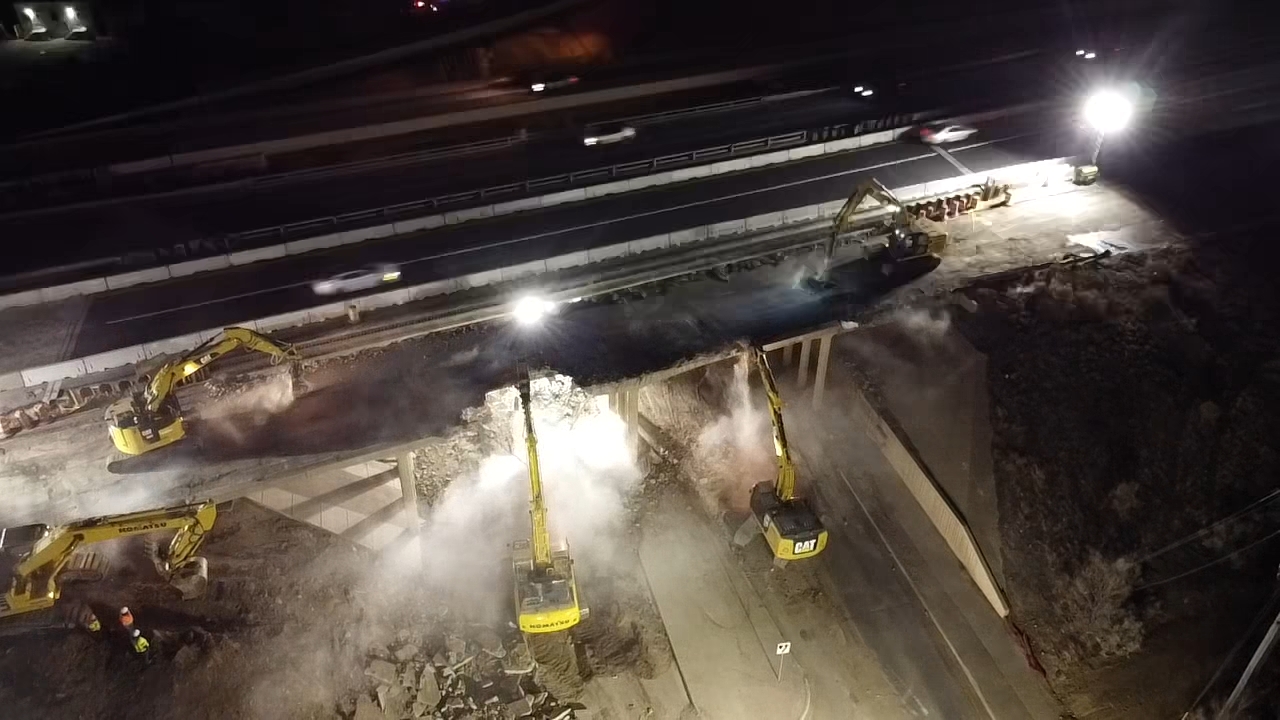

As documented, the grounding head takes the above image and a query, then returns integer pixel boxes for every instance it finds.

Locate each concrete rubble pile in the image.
[353,625,577,720]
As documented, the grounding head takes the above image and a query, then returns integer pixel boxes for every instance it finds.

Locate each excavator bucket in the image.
[169,557,209,600]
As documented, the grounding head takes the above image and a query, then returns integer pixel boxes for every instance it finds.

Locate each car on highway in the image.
[583,124,637,147]
[918,123,978,145]
[530,74,579,93]
[311,264,402,295]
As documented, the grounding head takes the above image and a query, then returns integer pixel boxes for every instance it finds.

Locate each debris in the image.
[366,659,398,686]
[418,668,442,708]
[353,695,381,720]
[395,643,420,662]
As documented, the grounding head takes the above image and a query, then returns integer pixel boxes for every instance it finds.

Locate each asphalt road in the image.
[0,90,872,262]
[68,121,1073,357]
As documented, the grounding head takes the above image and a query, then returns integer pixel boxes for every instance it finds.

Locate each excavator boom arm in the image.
[143,328,298,412]
[518,371,553,569]
[751,347,798,502]
[823,178,909,263]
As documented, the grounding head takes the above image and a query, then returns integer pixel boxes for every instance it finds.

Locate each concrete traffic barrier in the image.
[819,199,845,217]
[544,250,591,271]
[0,289,45,309]
[445,206,494,225]
[746,212,783,231]
[749,150,790,168]
[627,235,669,254]
[337,224,395,243]
[407,278,462,299]
[105,267,173,291]
[587,243,629,263]
[538,189,588,207]
[22,359,90,386]
[824,138,860,153]
[671,165,713,182]
[788,145,825,160]
[285,234,352,254]
[492,197,543,215]
[626,173,673,191]
[142,332,207,359]
[668,227,708,246]
[392,214,445,234]
[783,205,822,224]
[500,260,548,282]
[586,181,631,198]
[82,346,150,374]
[710,219,747,238]
[0,371,24,392]
[895,184,927,201]
[168,255,232,277]
[228,245,287,266]
[255,310,314,332]
[42,278,108,302]
[459,269,504,288]
[710,158,751,175]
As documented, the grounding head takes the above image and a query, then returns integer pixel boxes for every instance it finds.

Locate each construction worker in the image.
[129,629,150,655]
[119,606,134,631]
[85,612,102,634]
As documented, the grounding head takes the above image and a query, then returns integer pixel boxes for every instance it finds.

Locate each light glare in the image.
[1084,90,1133,134]
[513,296,555,325]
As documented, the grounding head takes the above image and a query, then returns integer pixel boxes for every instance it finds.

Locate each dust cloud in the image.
[691,355,775,513]
[199,372,298,446]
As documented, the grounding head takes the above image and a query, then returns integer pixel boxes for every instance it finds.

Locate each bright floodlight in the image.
[1084,90,1133,134]
[65,6,76,19]
[22,7,35,19]
[513,296,555,325]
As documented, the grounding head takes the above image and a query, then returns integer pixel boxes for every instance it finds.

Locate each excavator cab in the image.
[108,393,184,455]
[512,366,583,634]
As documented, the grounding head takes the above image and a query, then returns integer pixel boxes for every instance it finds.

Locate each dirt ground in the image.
[946,243,1280,718]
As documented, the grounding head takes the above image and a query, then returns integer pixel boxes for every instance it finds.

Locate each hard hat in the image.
[132,629,141,637]
[119,606,130,615]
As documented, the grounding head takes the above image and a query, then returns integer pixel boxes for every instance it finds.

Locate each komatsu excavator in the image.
[512,367,583,634]
[741,346,829,562]
[1,500,217,620]
[107,327,301,455]
[819,178,949,279]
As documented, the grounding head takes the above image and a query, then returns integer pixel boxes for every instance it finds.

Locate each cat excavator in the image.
[1,500,217,621]
[512,367,583,634]
[739,346,829,563]
[107,327,301,455]
[819,177,949,280]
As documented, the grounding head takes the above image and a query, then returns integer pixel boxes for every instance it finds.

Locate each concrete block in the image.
[587,243,629,263]
[668,227,709,246]
[863,131,893,146]
[710,219,746,237]
[368,288,412,308]
[40,278,108,302]
[407,279,460,299]
[538,189,587,207]
[627,235,669,254]
[492,197,543,215]
[142,333,204,359]
[168,255,232,277]
[823,138,860,153]
[255,310,313,331]
[748,151,785,168]
[391,214,446,234]
[787,144,825,160]
[0,371,25,392]
[500,260,548,282]
[671,165,713,182]
[306,302,350,323]
[459,269,504,288]
[338,224,395,243]
[746,212,783,231]
[228,245,287,266]
[444,206,495,225]
[0,288,45,309]
[710,158,751,175]
[22,359,89,387]
[284,234,349,255]
[82,345,149,374]
[544,250,591,271]
[626,172,673,191]
[585,181,631,198]
[783,205,822,223]
[104,266,172,291]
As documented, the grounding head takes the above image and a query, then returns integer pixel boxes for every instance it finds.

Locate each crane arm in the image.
[143,328,298,412]
[13,501,217,581]
[751,347,798,502]
[822,178,908,262]
[518,368,552,569]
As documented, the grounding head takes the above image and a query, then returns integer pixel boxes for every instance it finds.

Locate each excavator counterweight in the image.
[744,347,829,562]
[512,366,583,634]
[107,327,301,455]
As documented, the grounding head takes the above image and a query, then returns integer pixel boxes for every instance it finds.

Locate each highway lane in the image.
[69,124,1070,357]
[0,91,872,266]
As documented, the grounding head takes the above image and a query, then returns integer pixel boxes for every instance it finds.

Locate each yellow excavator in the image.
[741,346,829,562]
[820,178,949,276]
[1,500,217,620]
[512,367,583,634]
[107,327,301,455]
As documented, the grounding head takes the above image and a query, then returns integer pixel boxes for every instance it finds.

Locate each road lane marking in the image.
[107,132,1035,325]
[931,145,973,174]
[836,469,999,720]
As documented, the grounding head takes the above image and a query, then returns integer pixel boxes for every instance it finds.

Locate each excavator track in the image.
[525,631,585,701]
[58,551,109,584]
